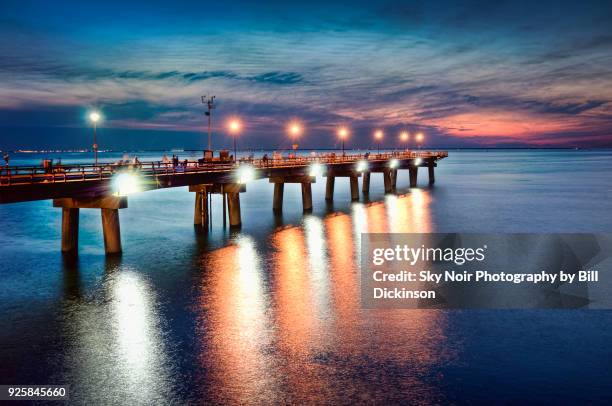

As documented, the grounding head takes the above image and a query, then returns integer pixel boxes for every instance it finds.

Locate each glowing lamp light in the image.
[414,158,423,166]
[337,127,349,139]
[288,122,302,137]
[309,162,324,177]
[375,130,383,140]
[237,164,255,184]
[389,159,399,169]
[112,173,140,196]
[400,131,409,141]
[89,111,101,123]
[228,119,242,134]
[416,132,424,142]
[356,160,369,172]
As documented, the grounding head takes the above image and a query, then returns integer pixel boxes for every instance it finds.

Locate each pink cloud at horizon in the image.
[427,110,608,145]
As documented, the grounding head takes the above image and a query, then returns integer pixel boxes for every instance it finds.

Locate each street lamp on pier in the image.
[288,121,302,139]
[337,127,349,158]
[88,111,102,165]
[416,132,424,150]
[374,130,383,154]
[287,121,302,150]
[400,131,409,151]
[228,118,242,162]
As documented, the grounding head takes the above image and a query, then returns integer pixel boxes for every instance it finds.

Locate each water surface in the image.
[1,150,611,404]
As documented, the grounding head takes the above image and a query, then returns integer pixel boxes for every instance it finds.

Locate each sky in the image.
[1,0,612,150]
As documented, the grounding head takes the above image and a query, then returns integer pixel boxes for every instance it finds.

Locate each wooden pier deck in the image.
[0,150,447,254]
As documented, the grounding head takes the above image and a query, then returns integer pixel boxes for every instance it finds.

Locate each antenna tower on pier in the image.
[201,95,216,151]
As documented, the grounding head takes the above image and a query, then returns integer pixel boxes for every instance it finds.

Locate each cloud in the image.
[0,59,300,86]
[250,72,303,85]
[538,100,608,115]
[1,1,612,148]
[182,71,238,82]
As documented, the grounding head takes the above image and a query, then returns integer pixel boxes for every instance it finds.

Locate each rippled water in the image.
[1,150,612,404]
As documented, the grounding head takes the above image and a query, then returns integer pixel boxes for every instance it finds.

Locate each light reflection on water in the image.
[58,265,177,405]
[199,235,275,404]
[191,194,453,404]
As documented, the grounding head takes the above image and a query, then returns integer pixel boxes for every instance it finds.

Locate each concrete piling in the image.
[273,183,284,212]
[325,176,335,201]
[269,176,314,212]
[61,208,79,253]
[362,172,370,195]
[194,190,208,226]
[301,182,313,211]
[409,167,419,188]
[227,192,241,227]
[383,169,393,193]
[350,176,359,201]
[54,196,126,255]
[101,208,122,254]
[428,160,435,185]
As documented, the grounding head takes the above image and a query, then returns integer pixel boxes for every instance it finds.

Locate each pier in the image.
[0,150,447,255]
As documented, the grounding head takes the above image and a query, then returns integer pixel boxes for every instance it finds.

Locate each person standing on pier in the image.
[132,156,141,169]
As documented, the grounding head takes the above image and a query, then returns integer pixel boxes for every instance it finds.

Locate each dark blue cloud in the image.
[0,60,301,85]
[182,71,238,82]
[250,72,303,85]
[537,100,608,115]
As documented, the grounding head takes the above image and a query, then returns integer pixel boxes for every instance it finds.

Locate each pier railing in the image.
[0,150,448,186]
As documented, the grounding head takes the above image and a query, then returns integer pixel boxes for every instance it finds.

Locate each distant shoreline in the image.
[3,147,611,154]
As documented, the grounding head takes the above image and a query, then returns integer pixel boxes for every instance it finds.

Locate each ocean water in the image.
[1,149,611,404]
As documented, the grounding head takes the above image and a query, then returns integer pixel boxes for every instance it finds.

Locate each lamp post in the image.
[374,130,383,155]
[400,131,409,151]
[416,132,424,150]
[337,127,349,158]
[288,121,302,150]
[228,119,242,162]
[88,111,101,166]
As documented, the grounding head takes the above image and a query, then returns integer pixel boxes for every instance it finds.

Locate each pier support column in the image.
[362,172,370,195]
[301,182,313,212]
[269,176,314,213]
[193,190,208,226]
[273,183,284,212]
[409,167,419,188]
[101,208,122,254]
[383,169,393,193]
[54,196,127,255]
[61,208,79,254]
[350,176,359,201]
[227,192,242,227]
[428,160,435,185]
[325,176,335,201]
[391,169,398,191]
[194,183,245,228]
